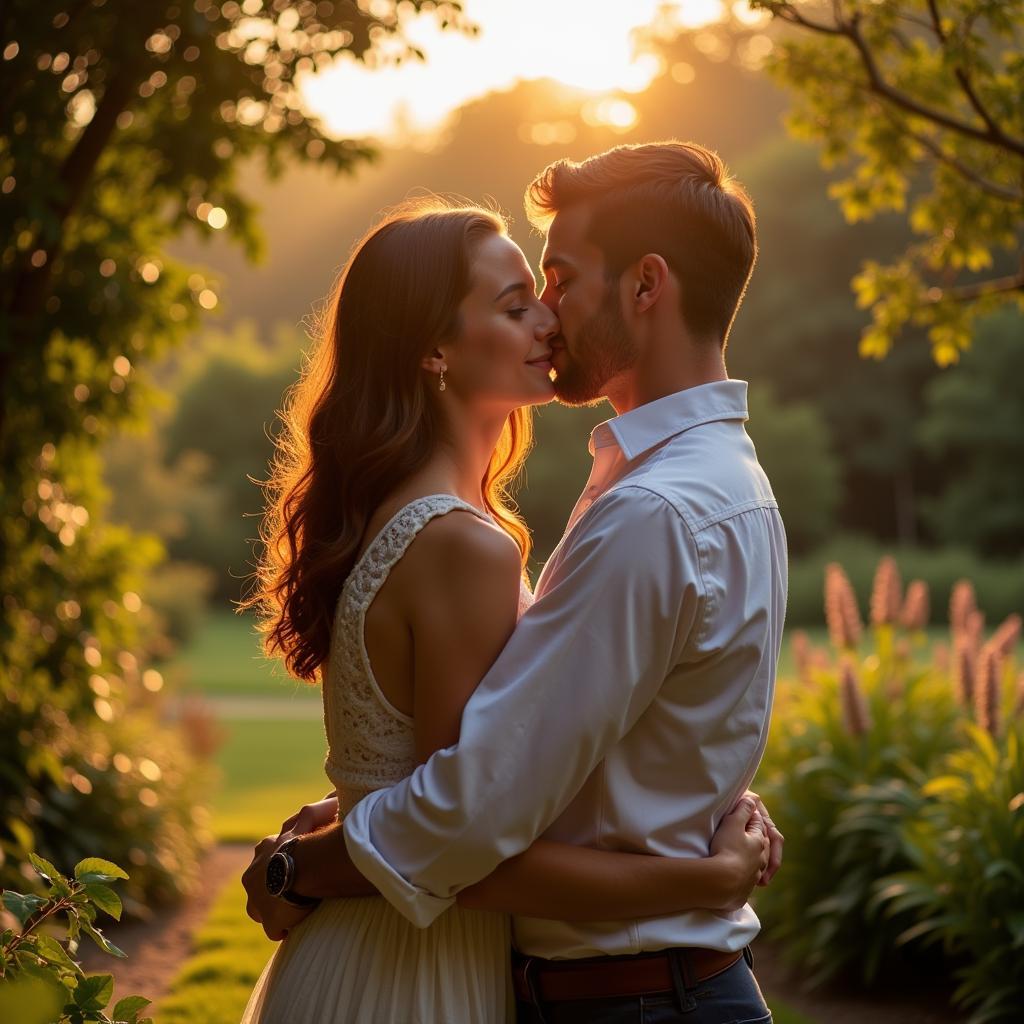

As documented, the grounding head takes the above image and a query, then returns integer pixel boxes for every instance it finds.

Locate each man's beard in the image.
[553,285,637,407]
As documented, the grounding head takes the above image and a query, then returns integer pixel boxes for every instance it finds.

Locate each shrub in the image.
[757,556,1022,993]
[1,688,213,918]
[874,721,1024,1024]
[0,855,152,1024]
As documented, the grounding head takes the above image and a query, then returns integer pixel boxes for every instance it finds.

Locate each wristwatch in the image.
[265,837,321,908]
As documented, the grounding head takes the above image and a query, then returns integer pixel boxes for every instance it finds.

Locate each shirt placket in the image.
[565,428,628,535]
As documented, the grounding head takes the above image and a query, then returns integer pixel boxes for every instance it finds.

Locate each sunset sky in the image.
[300,0,765,141]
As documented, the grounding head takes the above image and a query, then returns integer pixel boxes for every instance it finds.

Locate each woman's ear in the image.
[421,347,447,373]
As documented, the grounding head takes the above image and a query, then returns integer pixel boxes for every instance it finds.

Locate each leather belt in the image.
[512,947,743,1004]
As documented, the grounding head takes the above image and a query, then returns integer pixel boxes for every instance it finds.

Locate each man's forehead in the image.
[540,204,592,269]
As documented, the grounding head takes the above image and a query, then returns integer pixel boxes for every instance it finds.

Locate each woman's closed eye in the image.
[507,307,529,320]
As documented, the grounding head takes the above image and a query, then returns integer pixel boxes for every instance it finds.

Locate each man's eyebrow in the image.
[540,254,572,274]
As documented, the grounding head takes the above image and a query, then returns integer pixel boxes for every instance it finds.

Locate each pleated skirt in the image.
[240,895,513,1023]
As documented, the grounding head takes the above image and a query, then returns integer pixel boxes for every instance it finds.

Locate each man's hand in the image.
[739,789,783,885]
[242,834,316,941]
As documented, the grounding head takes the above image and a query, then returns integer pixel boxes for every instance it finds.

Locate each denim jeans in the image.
[515,947,772,1024]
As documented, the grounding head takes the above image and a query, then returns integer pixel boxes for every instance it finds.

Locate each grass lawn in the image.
[159,877,274,1024]
[212,717,329,843]
[159,880,818,1024]
[164,611,318,699]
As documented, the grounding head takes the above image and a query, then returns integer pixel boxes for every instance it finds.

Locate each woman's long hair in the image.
[239,199,534,684]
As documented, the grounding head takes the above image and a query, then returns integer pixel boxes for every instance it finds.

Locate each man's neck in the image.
[606,353,728,416]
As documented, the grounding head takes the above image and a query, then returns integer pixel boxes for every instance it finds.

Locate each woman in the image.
[239,199,772,1023]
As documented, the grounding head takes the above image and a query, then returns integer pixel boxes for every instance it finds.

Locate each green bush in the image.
[875,721,1024,1024]
[1,686,213,918]
[755,626,962,983]
[787,534,1024,627]
[758,554,1024,1018]
[0,856,152,1024]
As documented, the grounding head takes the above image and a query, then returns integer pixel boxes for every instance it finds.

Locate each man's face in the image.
[539,204,638,406]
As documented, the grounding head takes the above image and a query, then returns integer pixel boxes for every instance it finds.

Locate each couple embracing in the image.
[239,139,788,1024]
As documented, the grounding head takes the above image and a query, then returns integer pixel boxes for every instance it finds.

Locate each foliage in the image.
[746,387,841,553]
[1,686,214,916]
[0,2,467,909]
[756,621,962,982]
[758,553,1023,1008]
[753,0,1024,364]
[0,855,152,1024]
[874,722,1024,1024]
[917,309,1024,556]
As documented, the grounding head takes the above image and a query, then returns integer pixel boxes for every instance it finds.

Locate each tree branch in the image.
[769,1,1024,156]
[927,0,1004,138]
[927,272,1024,305]
[893,116,1023,203]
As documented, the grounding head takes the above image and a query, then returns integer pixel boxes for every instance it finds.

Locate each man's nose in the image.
[535,306,559,341]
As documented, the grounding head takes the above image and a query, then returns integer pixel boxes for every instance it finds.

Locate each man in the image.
[245,140,787,1022]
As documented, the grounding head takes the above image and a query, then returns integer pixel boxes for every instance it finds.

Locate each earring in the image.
[439,365,447,392]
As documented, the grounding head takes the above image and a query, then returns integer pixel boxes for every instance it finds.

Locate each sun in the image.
[300,0,728,143]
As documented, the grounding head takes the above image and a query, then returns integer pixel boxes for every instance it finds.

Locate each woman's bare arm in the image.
[455,798,769,920]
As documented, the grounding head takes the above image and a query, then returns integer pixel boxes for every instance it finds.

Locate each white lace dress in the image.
[242,494,530,1024]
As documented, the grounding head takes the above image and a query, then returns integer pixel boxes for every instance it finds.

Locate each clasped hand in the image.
[241,794,341,941]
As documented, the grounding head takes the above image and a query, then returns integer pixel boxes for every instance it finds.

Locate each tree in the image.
[752,0,1024,364]
[917,308,1024,555]
[0,0,468,903]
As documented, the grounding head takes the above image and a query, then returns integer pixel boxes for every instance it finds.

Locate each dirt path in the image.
[755,939,961,1024]
[78,843,252,1009]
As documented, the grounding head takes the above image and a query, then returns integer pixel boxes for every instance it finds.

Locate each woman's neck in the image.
[409,400,510,511]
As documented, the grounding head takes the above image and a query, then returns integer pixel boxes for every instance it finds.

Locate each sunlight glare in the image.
[300,0,722,143]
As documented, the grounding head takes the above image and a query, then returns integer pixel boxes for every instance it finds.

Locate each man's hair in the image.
[526,141,757,346]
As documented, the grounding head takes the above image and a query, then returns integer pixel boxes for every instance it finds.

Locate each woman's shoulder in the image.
[408,503,521,580]
[375,497,519,615]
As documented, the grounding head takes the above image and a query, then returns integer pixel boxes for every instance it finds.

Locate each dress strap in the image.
[344,494,490,614]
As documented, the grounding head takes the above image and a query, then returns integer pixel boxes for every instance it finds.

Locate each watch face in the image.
[266,853,288,896]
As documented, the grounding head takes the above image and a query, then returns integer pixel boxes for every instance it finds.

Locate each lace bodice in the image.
[323,494,533,814]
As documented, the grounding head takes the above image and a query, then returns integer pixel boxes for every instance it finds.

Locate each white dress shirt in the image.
[344,379,788,957]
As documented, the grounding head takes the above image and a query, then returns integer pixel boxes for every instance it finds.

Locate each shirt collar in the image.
[588,380,749,460]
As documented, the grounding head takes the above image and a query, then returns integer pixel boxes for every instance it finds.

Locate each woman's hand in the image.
[278,793,340,838]
[708,796,770,912]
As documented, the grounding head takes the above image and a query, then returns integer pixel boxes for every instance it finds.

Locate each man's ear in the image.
[633,254,669,313]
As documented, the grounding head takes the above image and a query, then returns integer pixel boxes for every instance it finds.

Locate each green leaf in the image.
[1,891,48,927]
[28,853,64,886]
[79,919,126,959]
[112,995,152,1022]
[74,859,129,884]
[0,970,67,1024]
[74,972,114,1011]
[83,884,122,921]
[34,934,80,973]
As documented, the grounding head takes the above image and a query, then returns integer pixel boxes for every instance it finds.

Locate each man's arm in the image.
[343,486,704,926]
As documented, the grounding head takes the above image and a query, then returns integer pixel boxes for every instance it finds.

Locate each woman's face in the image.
[443,233,558,410]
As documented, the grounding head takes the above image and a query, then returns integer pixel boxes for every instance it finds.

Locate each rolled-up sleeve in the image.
[342,485,704,927]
